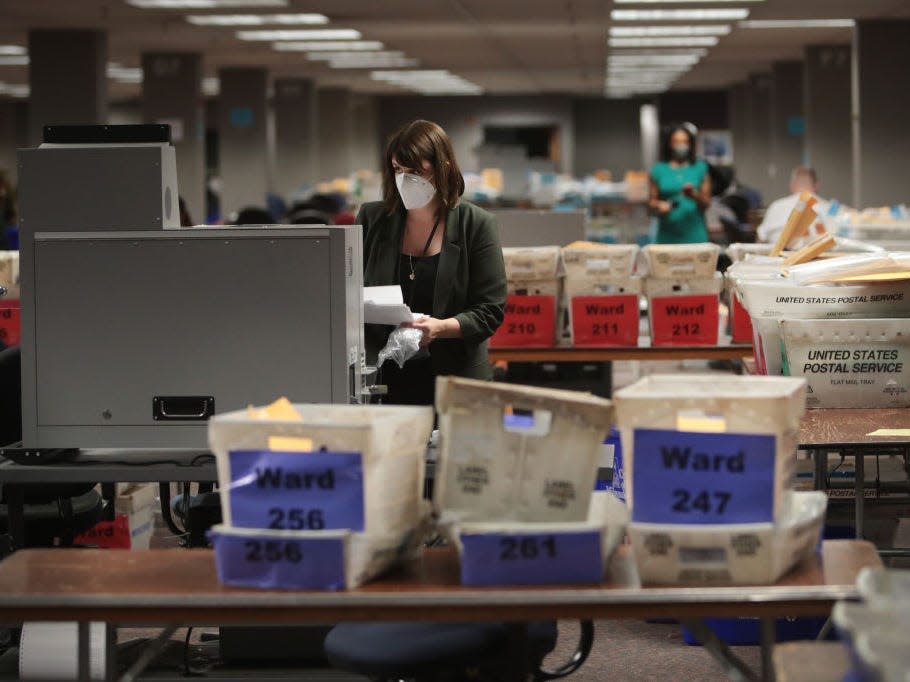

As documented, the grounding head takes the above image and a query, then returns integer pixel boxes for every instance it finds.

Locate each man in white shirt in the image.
[757,167,828,243]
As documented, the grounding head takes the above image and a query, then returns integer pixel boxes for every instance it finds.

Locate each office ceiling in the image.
[0,0,909,99]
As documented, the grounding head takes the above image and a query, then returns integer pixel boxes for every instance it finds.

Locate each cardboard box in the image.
[502,246,563,281]
[434,376,613,524]
[613,374,807,521]
[0,251,18,287]
[643,243,720,279]
[645,273,723,346]
[780,318,910,408]
[627,490,826,585]
[75,483,156,550]
[569,290,641,347]
[562,243,639,295]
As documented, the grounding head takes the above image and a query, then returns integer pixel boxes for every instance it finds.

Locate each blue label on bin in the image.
[211,530,346,590]
[228,450,364,531]
[459,531,602,586]
[631,429,775,525]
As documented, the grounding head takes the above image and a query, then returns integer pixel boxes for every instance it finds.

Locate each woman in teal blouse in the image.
[648,124,712,244]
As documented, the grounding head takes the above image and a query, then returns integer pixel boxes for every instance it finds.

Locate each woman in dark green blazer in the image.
[359,120,507,405]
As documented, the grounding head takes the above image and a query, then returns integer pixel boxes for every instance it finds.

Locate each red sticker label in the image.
[490,295,556,347]
[730,294,753,343]
[650,294,719,346]
[570,295,639,347]
[74,514,132,549]
[0,300,20,348]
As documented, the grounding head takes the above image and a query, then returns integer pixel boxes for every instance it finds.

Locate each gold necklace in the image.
[406,214,441,282]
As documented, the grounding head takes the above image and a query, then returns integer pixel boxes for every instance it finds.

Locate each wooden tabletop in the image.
[799,408,910,448]
[488,344,753,363]
[0,541,880,626]
[773,642,850,682]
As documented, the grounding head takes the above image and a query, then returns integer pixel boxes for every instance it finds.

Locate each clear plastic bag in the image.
[377,326,424,368]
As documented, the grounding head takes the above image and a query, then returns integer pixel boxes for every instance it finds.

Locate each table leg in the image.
[503,622,532,682]
[759,617,776,682]
[78,621,91,682]
[813,449,827,494]
[6,485,25,549]
[105,623,117,682]
[855,451,865,540]
[680,619,759,682]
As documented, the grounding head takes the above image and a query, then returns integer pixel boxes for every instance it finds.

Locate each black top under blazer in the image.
[358,199,507,380]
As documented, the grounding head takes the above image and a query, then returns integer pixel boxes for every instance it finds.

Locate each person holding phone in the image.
[648,123,712,244]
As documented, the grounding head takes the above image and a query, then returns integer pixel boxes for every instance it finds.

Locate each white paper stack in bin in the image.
[641,244,722,346]
[613,374,825,585]
[561,242,642,346]
[207,403,434,590]
[434,377,627,585]
[493,246,564,347]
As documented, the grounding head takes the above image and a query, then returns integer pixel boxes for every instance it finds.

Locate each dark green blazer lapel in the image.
[372,209,406,286]
[433,207,461,317]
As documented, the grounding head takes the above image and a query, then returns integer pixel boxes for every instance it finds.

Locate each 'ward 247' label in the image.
[631,429,776,525]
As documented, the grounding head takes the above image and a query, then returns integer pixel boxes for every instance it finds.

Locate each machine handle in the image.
[153,396,215,420]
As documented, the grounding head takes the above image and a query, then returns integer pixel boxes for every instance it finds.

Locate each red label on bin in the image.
[74,514,132,549]
[650,294,719,346]
[570,295,639,347]
[0,300,20,348]
[730,295,753,343]
[490,295,556,347]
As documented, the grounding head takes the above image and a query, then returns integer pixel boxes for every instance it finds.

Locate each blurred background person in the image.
[648,123,712,244]
[757,166,827,244]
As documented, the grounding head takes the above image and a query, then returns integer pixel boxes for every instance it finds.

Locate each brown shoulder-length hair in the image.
[381,119,465,217]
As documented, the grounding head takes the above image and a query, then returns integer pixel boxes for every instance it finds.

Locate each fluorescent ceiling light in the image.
[614,0,762,3]
[273,40,383,51]
[612,9,748,20]
[237,29,361,40]
[370,70,482,95]
[0,56,29,66]
[739,19,855,29]
[187,13,326,25]
[329,58,418,69]
[307,50,404,61]
[609,55,701,65]
[610,25,730,37]
[107,65,144,83]
[129,0,287,7]
[612,48,708,57]
[609,37,719,47]
[0,83,29,97]
[202,77,220,95]
[0,46,27,56]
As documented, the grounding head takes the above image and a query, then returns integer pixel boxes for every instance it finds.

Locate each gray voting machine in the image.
[17,126,365,450]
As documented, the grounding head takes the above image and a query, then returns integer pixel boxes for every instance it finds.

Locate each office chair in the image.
[324,619,594,681]
[0,346,103,549]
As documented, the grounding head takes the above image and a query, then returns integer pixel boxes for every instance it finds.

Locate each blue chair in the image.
[324,619,594,681]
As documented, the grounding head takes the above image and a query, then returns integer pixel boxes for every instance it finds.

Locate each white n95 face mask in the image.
[395,172,436,210]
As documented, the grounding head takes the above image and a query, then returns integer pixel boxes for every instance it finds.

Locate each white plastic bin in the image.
[736,279,910,376]
[613,374,807,520]
[627,490,826,585]
[780,318,910,408]
[434,376,613,523]
[450,491,628,585]
[209,404,434,536]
